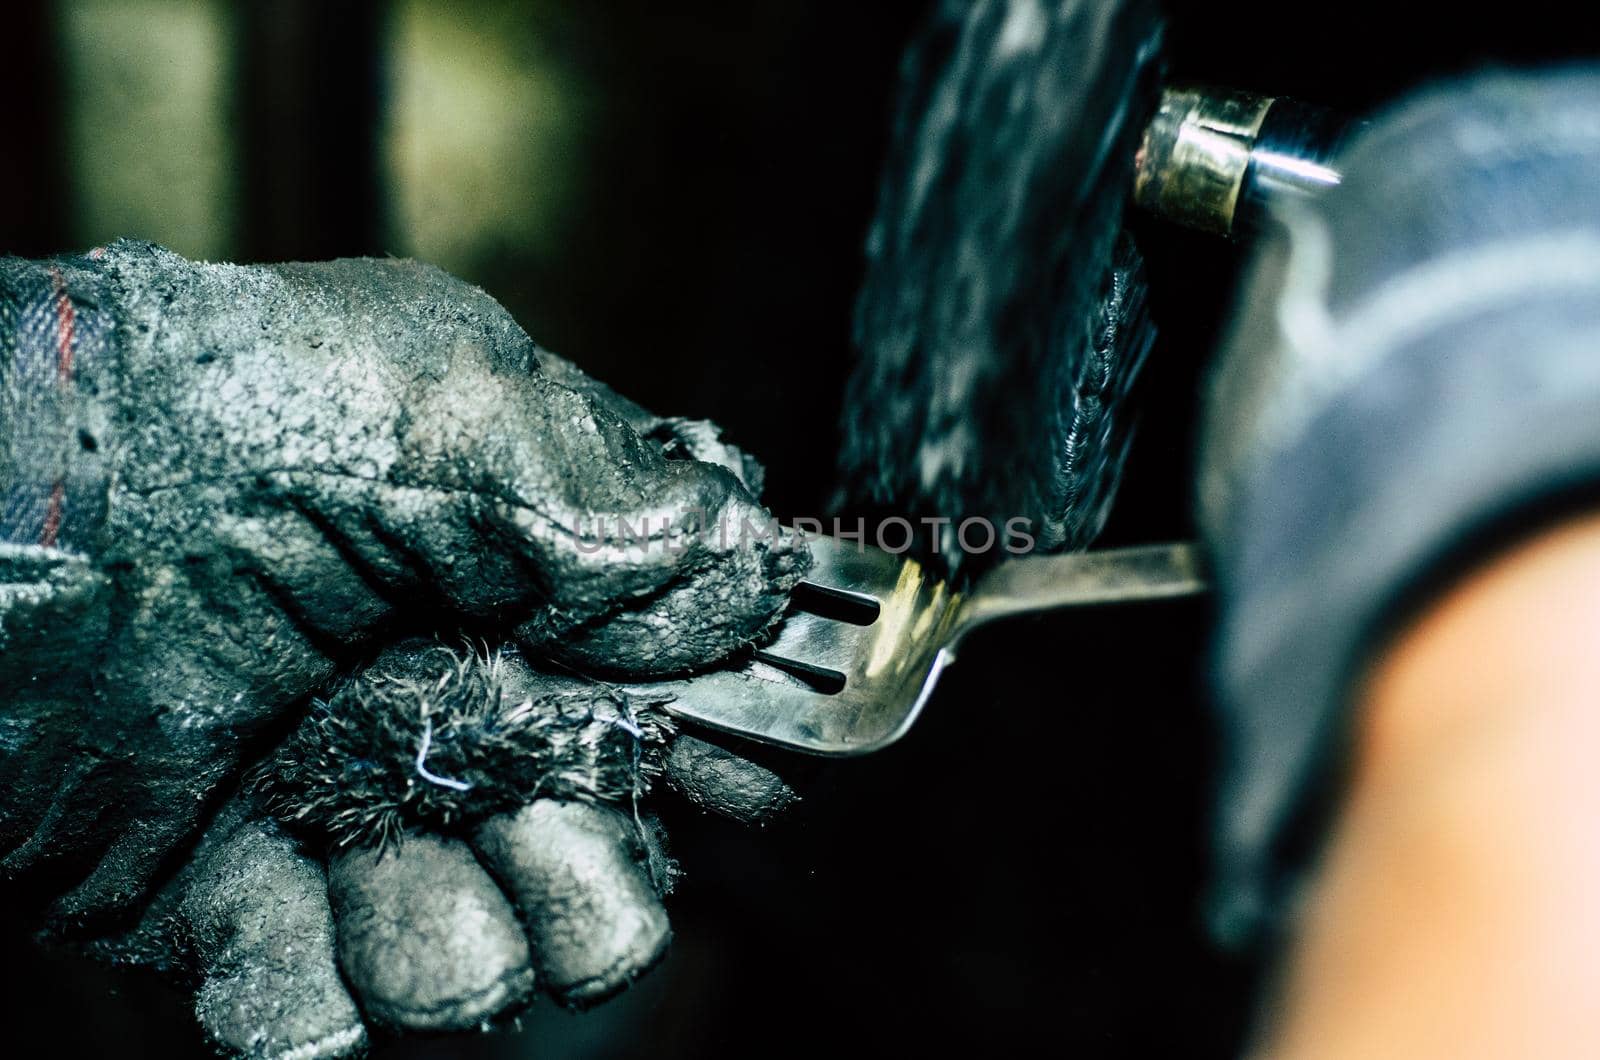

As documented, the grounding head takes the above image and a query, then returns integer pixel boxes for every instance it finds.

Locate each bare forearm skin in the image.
[1263,510,1600,1058]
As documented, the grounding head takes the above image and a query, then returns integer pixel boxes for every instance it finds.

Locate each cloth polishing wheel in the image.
[838,0,1165,574]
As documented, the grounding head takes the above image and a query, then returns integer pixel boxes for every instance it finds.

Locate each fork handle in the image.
[960,542,1209,632]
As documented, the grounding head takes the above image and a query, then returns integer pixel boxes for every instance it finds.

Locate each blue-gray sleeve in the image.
[1199,68,1600,947]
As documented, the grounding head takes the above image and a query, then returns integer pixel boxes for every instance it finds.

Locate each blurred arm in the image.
[1264,509,1600,1058]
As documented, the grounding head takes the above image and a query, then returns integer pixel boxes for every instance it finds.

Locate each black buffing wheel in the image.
[838,0,1165,573]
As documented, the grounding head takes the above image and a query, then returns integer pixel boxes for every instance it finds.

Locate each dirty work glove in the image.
[1198,69,1600,948]
[90,638,797,1059]
[0,239,806,938]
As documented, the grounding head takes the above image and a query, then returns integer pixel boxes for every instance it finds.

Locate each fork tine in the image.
[632,537,949,753]
[796,532,906,605]
[753,607,873,678]
[645,666,901,755]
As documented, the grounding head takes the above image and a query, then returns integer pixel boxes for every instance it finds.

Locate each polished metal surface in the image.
[635,535,1208,756]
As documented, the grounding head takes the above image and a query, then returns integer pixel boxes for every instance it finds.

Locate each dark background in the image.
[3,2,1596,1056]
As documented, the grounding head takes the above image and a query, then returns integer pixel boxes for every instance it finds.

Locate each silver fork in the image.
[632,535,1208,755]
